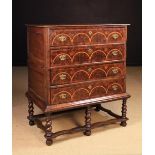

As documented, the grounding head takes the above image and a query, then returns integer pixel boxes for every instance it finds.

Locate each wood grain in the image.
[26,24,130,145]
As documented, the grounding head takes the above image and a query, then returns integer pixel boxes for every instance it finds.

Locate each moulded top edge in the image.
[26,24,130,28]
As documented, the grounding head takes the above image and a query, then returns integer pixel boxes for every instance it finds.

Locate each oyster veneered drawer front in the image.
[49,27,127,46]
[50,78,126,105]
[50,62,125,85]
[50,44,125,67]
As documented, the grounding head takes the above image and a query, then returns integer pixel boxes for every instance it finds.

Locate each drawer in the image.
[50,44,125,67]
[50,62,125,85]
[49,27,126,46]
[50,78,125,105]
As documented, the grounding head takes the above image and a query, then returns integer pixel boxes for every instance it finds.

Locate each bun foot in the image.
[29,120,35,126]
[120,121,127,127]
[84,131,91,136]
[46,139,53,146]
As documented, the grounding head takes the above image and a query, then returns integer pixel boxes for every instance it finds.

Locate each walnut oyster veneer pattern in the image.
[26,24,130,146]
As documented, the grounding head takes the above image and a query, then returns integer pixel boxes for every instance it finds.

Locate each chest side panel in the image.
[27,27,49,106]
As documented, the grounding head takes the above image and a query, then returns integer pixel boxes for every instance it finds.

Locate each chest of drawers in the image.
[26,24,130,146]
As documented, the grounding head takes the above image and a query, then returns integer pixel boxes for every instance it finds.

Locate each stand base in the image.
[27,100,129,146]
[29,120,35,126]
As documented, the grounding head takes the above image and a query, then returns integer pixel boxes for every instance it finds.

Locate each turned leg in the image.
[44,113,53,146]
[27,96,35,126]
[120,98,127,127]
[84,106,91,136]
[95,104,102,112]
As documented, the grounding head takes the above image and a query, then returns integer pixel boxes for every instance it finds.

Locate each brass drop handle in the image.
[112,50,118,56]
[59,54,66,61]
[112,33,119,39]
[58,35,66,42]
[112,85,118,91]
[59,93,67,99]
[59,74,67,80]
[112,68,118,74]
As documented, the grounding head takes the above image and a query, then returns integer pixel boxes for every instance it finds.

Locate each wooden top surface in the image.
[26,24,130,28]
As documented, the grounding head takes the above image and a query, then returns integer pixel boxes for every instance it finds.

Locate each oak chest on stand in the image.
[26,24,130,146]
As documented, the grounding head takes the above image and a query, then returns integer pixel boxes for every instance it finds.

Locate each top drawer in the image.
[49,27,127,47]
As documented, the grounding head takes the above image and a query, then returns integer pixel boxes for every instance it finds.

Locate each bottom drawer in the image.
[50,78,125,105]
